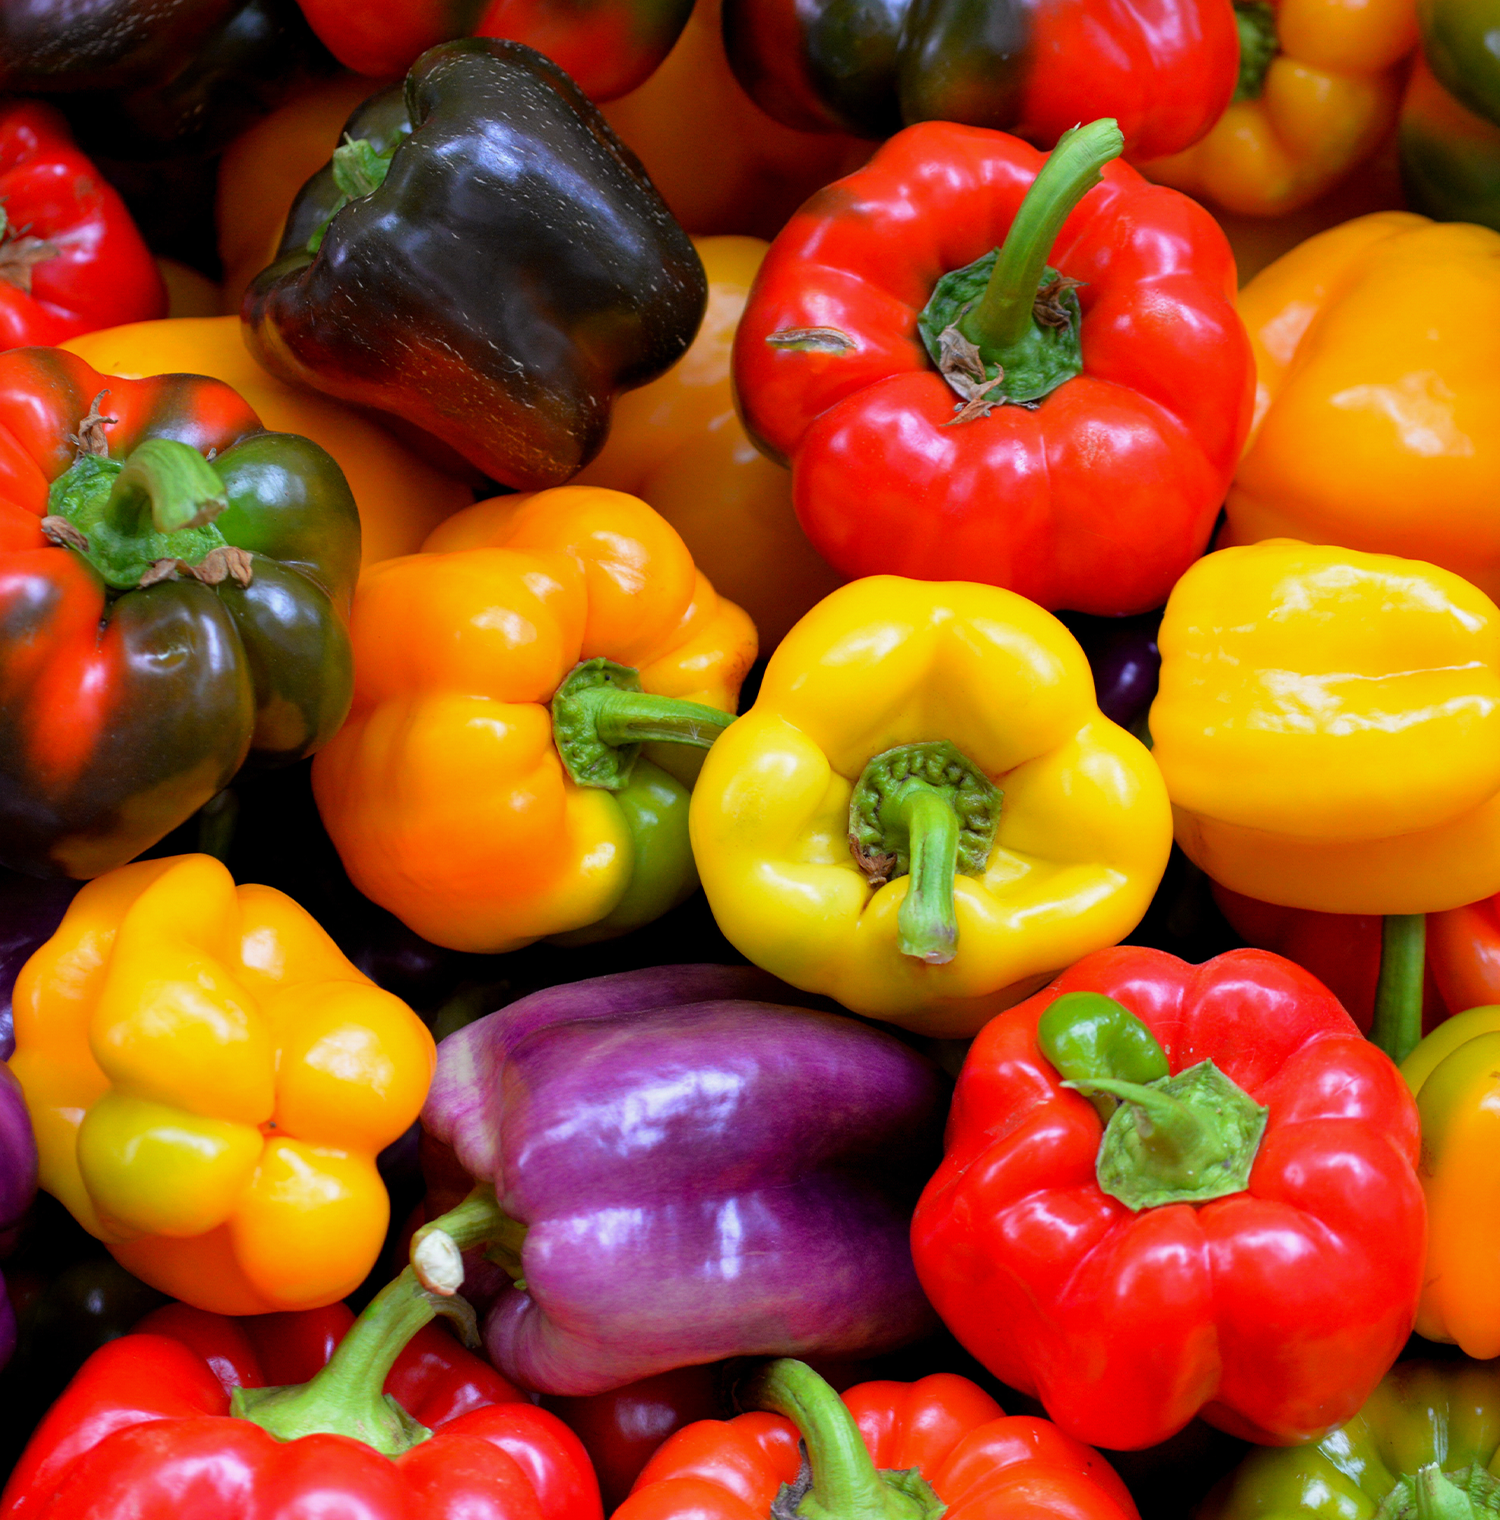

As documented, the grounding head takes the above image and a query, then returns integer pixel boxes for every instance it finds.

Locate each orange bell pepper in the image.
[10,854,434,1316]
[564,236,840,646]
[314,485,757,953]
[62,315,471,565]
[1138,0,1418,215]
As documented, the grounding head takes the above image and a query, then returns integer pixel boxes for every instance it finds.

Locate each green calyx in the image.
[1376,1463,1500,1520]
[847,742,1001,966]
[917,118,1123,417]
[550,657,735,792]
[748,1360,947,1520]
[1038,992,1267,1210]
[307,134,400,254]
[44,437,239,592]
[1233,1,1279,102]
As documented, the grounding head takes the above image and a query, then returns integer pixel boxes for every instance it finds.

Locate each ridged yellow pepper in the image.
[1152,539,1500,914]
[687,577,1172,1037]
[1225,213,1500,601]
[1402,1005,1500,1356]
[10,854,434,1316]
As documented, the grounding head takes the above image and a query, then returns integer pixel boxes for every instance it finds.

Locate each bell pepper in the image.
[616,1358,1138,1520]
[1226,212,1500,593]
[418,964,946,1393]
[438,236,841,648]
[63,317,473,566]
[721,0,1236,159]
[0,101,165,349]
[9,852,435,1315]
[314,485,755,953]
[292,0,691,99]
[688,576,1171,1036]
[1398,1007,1500,1357]
[1138,0,1418,215]
[242,40,707,491]
[1151,539,1500,919]
[1200,1359,1500,1520]
[911,945,1426,1451]
[1418,0,1500,126]
[1401,55,1500,231]
[598,0,871,241]
[0,346,360,879]
[0,1233,603,1520]
[733,119,1252,616]
[0,1065,37,1371]
[0,873,74,1057]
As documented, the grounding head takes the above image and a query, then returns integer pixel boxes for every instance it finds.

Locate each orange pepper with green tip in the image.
[9,854,434,1317]
[1139,0,1417,215]
[316,485,757,954]
[1402,1006,1500,1356]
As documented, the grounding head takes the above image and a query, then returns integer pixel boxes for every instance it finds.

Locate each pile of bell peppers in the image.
[4,2,1500,1517]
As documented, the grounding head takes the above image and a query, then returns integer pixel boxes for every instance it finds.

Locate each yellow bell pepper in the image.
[1401,1005,1500,1357]
[1151,539,1500,914]
[687,576,1172,1037]
[10,854,434,1316]
[1138,0,1417,215]
[1224,213,1500,603]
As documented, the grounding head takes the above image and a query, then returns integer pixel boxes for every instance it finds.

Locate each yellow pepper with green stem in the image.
[10,854,434,1316]
[687,577,1171,1036]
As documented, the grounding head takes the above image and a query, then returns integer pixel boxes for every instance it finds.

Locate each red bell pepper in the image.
[910,945,1425,1451]
[615,1358,1138,1520]
[0,101,164,349]
[732,118,1252,616]
[0,1262,604,1520]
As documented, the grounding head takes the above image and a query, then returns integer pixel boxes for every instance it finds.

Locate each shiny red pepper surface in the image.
[732,123,1252,616]
[0,1298,603,1520]
[910,946,1425,1451]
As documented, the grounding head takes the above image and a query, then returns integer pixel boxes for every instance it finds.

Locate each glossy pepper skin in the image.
[0,347,360,879]
[314,485,755,954]
[0,102,165,348]
[10,853,435,1315]
[1400,55,1500,232]
[1400,1007,1500,1358]
[1151,540,1500,915]
[1139,0,1417,215]
[0,1290,601,1520]
[1418,0,1500,126]
[1201,1360,1500,1520]
[243,39,707,491]
[616,1361,1138,1520]
[421,964,946,1394]
[1227,214,1500,594]
[688,576,1171,1036]
[733,124,1252,616]
[294,0,692,99]
[721,0,1235,159]
[911,945,1425,1451]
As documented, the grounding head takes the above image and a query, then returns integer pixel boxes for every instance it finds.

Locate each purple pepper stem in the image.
[748,1360,945,1520]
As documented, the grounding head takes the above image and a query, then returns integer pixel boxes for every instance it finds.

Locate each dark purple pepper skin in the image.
[423,965,946,1395]
[0,872,76,1060]
[0,1061,40,1370]
[1061,609,1162,733]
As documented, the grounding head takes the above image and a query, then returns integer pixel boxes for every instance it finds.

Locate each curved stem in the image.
[959,119,1123,355]
[895,786,961,965]
[411,1184,528,1295]
[1066,1076,1207,1177]
[103,437,227,538]
[585,688,735,750]
[1372,914,1426,1065]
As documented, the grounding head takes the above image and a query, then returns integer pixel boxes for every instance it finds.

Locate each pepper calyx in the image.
[307,133,403,254]
[551,657,735,792]
[1375,1463,1500,1520]
[847,742,1001,965]
[1233,1,1279,102]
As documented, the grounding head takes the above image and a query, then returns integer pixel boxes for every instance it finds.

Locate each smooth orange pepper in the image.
[316,485,756,953]
[10,854,434,1316]
[63,316,471,565]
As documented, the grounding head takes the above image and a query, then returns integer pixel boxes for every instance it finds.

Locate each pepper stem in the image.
[551,657,734,791]
[1233,1,1279,101]
[1414,1465,1480,1520]
[959,119,1124,356]
[411,1183,529,1295]
[104,437,227,539]
[893,786,962,964]
[1371,914,1426,1065]
[746,1360,945,1520]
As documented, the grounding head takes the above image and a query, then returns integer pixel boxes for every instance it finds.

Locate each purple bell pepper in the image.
[422,964,946,1395]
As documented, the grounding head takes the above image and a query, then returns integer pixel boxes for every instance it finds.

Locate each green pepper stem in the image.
[1065,1076,1207,1178]
[104,437,227,538]
[1233,1,1279,102]
[411,1184,528,1295]
[585,688,735,751]
[1037,991,1171,1124]
[1371,914,1426,1065]
[959,119,1123,356]
[894,785,961,965]
[747,1360,944,1520]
